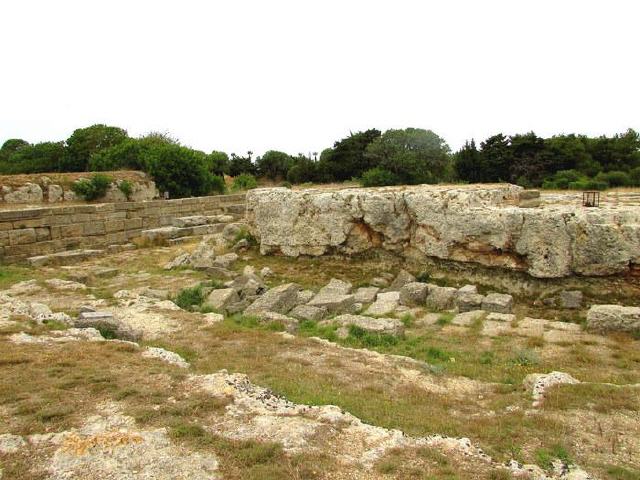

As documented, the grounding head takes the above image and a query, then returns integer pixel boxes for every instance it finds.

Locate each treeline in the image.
[455,130,640,189]
[2,125,639,199]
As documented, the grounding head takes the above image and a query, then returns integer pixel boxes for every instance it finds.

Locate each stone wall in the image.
[246,185,640,279]
[0,194,246,263]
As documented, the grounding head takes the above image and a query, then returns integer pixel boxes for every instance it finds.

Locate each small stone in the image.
[0,433,26,454]
[203,312,224,324]
[142,347,189,368]
[214,253,239,269]
[260,267,274,278]
[457,284,478,295]
[295,290,315,305]
[232,239,250,251]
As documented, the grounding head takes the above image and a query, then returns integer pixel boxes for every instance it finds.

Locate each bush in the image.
[118,180,133,200]
[630,166,640,186]
[71,174,113,201]
[231,173,258,191]
[146,144,218,198]
[541,169,585,190]
[209,175,226,194]
[174,285,205,311]
[360,168,400,187]
[567,179,609,191]
[595,170,631,187]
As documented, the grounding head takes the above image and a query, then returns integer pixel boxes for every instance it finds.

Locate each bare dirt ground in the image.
[1,240,639,480]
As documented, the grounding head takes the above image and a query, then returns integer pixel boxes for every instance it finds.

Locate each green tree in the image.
[256,150,292,180]
[0,139,30,162]
[365,128,451,184]
[146,144,217,198]
[454,139,483,183]
[229,151,256,176]
[478,134,512,182]
[61,124,128,172]
[207,151,229,176]
[319,129,381,181]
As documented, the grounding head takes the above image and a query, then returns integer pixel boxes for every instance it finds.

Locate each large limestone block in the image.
[3,183,43,203]
[455,293,484,312]
[426,286,457,310]
[482,293,514,314]
[289,304,327,321]
[204,288,239,311]
[244,283,300,315]
[354,287,379,304]
[399,282,429,306]
[586,305,640,333]
[365,291,400,316]
[330,314,404,336]
[307,291,356,315]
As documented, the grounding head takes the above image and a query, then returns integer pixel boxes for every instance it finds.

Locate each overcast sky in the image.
[1,0,638,156]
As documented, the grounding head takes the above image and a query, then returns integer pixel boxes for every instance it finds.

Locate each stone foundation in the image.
[0,194,246,263]
[246,184,640,279]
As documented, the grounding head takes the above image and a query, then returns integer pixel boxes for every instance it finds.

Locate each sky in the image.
[1,0,638,157]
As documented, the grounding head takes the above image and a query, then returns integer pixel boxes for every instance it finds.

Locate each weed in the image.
[436,312,454,326]
[400,313,415,327]
[511,349,539,367]
[535,443,571,470]
[174,285,206,311]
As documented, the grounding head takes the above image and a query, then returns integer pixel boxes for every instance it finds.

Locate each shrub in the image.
[280,181,292,189]
[595,170,631,187]
[541,169,585,190]
[145,144,218,198]
[630,166,640,186]
[71,174,113,201]
[360,168,400,187]
[174,285,205,311]
[567,179,609,191]
[231,173,258,191]
[209,175,226,194]
[118,180,133,200]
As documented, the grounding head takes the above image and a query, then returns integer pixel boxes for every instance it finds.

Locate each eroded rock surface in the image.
[246,185,640,278]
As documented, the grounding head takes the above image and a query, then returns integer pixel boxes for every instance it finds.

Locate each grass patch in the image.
[605,465,640,480]
[436,312,454,326]
[535,443,572,470]
[543,383,640,413]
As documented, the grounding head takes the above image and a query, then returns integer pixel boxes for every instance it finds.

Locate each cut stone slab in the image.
[482,293,514,314]
[365,291,400,316]
[244,283,300,315]
[203,288,239,311]
[452,310,485,326]
[457,284,478,295]
[399,282,429,306]
[586,304,640,333]
[331,314,404,336]
[486,312,516,322]
[481,320,512,336]
[143,347,189,368]
[354,287,379,304]
[558,290,583,309]
[513,317,546,337]
[426,286,457,310]
[289,304,327,321]
[318,278,353,295]
[456,293,485,313]
[308,292,356,315]
[295,290,315,306]
[27,249,104,267]
[387,269,416,291]
[213,253,239,269]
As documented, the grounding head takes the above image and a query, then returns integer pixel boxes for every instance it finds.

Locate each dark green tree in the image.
[207,151,229,176]
[478,134,512,182]
[229,151,256,176]
[61,124,128,172]
[319,129,381,181]
[365,128,451,184]
[454,139,483,183]
[256,150,292,180]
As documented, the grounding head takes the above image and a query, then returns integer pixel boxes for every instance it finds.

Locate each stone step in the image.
[138,223,227,243]
[172,214,235,228]
[27,249,104,267]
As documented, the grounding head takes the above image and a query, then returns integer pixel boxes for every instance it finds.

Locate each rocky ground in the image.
[1,229,639,480]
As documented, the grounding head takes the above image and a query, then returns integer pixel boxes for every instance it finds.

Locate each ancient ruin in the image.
[1,183,639,480]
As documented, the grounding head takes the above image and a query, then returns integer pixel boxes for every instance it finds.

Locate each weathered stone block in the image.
[426,286,457,310]
[9,228,36,245]
[245,283,300,315]
[587,305,640,333]
[482,293,514,314]
[456,293,485,312]
[399,282,429,306]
